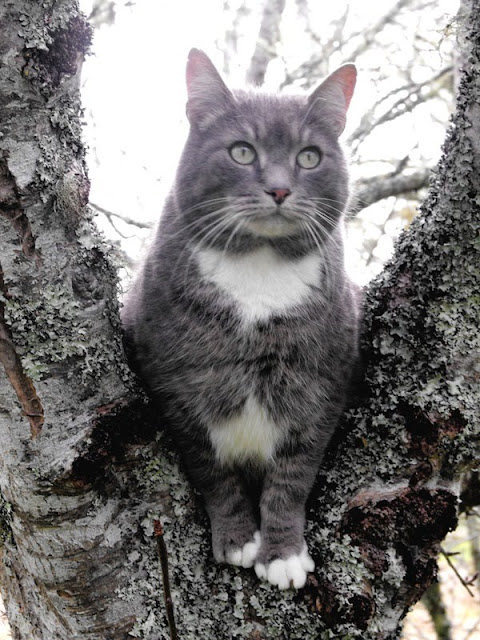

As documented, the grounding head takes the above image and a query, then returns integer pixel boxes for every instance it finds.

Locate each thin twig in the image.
[90,202,153,230]
[154,519,178,640]
[440,545,476,598]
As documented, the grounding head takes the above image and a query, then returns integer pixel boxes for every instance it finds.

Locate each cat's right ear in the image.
[186,49,234,128]
[307,64,357,137]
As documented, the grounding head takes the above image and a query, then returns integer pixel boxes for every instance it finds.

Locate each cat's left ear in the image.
[186,49,234,128]
[307,64,357,137]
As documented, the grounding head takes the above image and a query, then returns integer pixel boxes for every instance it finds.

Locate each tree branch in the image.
[348,66,453,153]
[283,0,416,89]
[345,0,414,63]
[421,581,453,640]
[246,0,286,86]
[90,201,153,232]
[440,546,477,598]
[351,167,431,215]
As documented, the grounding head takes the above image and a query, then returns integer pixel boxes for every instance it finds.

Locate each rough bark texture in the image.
[0,1,478,639]
[0,2,161,638]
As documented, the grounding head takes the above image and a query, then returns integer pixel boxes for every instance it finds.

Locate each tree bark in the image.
[0,1,478,640]
[0,2,160,638]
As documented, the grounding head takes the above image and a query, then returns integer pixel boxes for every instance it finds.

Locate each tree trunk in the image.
[0,2,161,638]
[0,1,478,639]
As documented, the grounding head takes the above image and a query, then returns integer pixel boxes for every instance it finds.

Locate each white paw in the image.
[225,531,261,568]
[255,543,314,590]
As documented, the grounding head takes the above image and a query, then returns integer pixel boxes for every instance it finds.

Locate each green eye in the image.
[229,142,257,165]
[297,147,321,169]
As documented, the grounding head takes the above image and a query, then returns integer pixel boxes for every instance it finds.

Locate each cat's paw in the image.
[225,531,261,568]
[254,543,314,590]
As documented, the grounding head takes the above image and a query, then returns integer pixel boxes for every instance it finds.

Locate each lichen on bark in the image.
[0,2,147,638]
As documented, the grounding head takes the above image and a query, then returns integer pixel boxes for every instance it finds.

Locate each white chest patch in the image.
[208,394,283,465]
[196,246,320,323]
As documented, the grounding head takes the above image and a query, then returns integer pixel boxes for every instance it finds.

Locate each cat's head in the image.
[174,49,356,255]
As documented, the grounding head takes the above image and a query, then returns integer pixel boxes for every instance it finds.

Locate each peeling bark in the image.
[0,0,478,639]
[0,263,44,437]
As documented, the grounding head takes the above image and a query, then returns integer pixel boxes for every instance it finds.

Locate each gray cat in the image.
[122,49,359,590]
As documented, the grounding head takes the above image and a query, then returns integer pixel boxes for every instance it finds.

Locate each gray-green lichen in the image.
[17,0,82,50]
[0,496,13,546]
[3,240,129,389]
[115,435,332,640]
[4,282,85,380]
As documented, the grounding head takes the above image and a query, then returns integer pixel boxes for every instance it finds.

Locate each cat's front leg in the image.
[203,470,261,568]
[184,448,261,568]
[254,452,318,589]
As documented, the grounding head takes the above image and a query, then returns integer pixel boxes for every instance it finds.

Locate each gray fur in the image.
[122,49,359,587]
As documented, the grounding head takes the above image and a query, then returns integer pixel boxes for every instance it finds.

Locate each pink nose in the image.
[266,188,291,205]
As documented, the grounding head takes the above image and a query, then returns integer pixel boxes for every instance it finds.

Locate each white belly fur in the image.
[196,245,320,323]
[209,394,282,465]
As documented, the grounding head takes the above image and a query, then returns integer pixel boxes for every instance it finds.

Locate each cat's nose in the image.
[266,188,291,205]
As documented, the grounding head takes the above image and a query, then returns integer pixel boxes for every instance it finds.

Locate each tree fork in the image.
[0,1,478,639]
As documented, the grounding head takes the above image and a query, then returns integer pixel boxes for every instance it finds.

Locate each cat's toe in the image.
[226,531,261,568]
[255,543,314,590]
[240,531,262,567]
[299,543,315,572]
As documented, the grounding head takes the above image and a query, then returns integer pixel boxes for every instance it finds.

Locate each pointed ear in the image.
[307,64,357,136]
[186,49,234,127]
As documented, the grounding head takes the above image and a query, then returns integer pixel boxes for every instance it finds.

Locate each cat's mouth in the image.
[244,210,300,238]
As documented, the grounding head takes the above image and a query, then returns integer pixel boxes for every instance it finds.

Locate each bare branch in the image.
[87,0,136,28]
[246,0,287,86]
[219,1,251,77]
[345,0,414,63]
[420,581,453,640]
[283,0,416,89]
[349,66,453,153]
[351,168,431,215]
[90,201,153,233]
[293,0,349,59]
[440,546,476,598]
